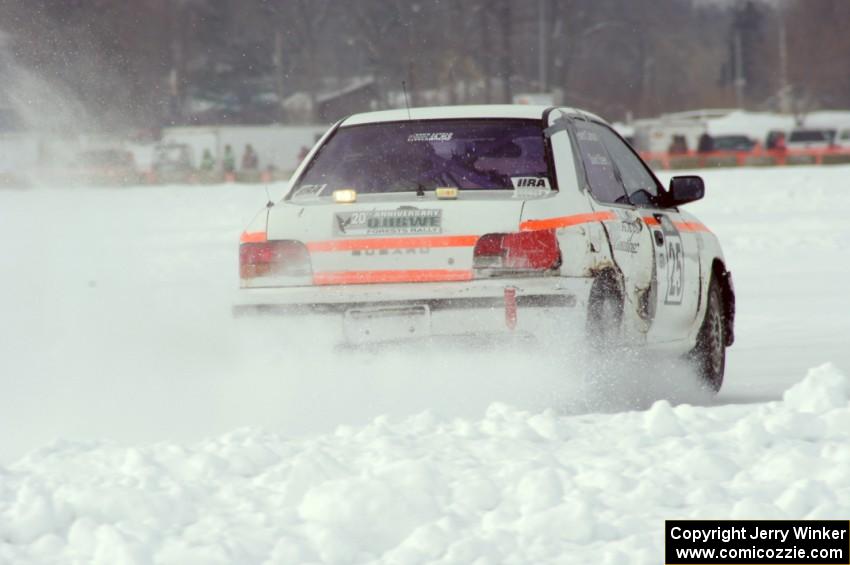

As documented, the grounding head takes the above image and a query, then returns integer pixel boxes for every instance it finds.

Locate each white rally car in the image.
[235,105,735,390]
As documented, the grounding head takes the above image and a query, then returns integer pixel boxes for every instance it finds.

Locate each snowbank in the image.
[2,364,848,564]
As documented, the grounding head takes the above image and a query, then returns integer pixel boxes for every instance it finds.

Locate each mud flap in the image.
[504,287,518,330]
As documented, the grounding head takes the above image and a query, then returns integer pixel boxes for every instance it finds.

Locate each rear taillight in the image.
[473,229,561,275]
[239,240,312,280]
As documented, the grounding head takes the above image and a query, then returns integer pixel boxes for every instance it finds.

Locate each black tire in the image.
[586,273,623,350]
[690,277,726,392]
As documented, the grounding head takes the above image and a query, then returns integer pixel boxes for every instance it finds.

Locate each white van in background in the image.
[786,128,836,149]
[834,128,850,149]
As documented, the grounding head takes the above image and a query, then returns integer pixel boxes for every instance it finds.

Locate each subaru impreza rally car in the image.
[235,105,734,390]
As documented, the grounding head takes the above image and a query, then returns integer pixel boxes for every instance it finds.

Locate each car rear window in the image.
[291,119,552,197]
[713,136,753,150]
[789,130,832,143]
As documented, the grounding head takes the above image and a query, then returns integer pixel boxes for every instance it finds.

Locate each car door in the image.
[591,124,701,343]
[568,119,656,339]
[643,210,701,342]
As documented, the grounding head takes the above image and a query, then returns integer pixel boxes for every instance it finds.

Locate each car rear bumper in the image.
[233,276,594,342]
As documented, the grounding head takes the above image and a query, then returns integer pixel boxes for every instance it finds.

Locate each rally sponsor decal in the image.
[587,152,611,166]
[575,129,600,142]
[333,208,442,236]
[511,176,550,189]
[612,213,643,254]
[407,132,453,142]
[659,216,684,305]
[314,269,471,285]
[351,248,430,256]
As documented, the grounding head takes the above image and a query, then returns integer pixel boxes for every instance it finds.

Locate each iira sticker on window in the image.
[511,177,550,189]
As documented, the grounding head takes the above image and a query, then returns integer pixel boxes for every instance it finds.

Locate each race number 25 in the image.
[665,236,684,305]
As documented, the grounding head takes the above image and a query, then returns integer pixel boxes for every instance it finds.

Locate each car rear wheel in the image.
[690,277,725,392]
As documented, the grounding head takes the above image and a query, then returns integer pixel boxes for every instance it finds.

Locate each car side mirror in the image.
[666,175,704,207]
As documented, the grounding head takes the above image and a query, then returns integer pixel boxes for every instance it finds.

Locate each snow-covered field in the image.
[1,166,849,563]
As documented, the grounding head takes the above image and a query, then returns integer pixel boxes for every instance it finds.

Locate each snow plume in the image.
[1,184,688,464]
[0,28,101,185]
[1,364,848,564]
[167,305,709,461]
[577,347,714,412]
[191,313,592,443]
[0,31,91,135]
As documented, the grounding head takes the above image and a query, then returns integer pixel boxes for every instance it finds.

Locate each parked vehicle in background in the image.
[667,134,689,154]
[630,108,736,153]
[787,128,836,149]
[235,105,735,392]
[152,143,195,182]
[834,129,850,148]
[69,149,139,185]
[765,130,787,150]
[711,135,756,152]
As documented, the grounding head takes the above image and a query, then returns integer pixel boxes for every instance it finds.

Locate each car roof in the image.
[790,127,835,133]
[341,104,606,126]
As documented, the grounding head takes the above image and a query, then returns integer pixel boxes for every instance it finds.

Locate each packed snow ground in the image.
[1,166,849,563]
[2,364,849,565]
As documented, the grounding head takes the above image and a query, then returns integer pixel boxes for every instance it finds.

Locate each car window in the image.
[292,119,552,196]
[789,130,829,143]
[597,125,659,204]
[572,121,627,204]
[714,135,753,151]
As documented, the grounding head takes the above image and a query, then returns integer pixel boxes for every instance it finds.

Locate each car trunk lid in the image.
[266,191,532,285]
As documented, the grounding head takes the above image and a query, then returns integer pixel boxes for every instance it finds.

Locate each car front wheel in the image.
[690,277,726,392]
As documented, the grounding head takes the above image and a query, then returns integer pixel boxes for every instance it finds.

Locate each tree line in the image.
[1,0,848,131]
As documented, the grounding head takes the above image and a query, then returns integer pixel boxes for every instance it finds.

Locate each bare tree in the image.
[3,0,847,128]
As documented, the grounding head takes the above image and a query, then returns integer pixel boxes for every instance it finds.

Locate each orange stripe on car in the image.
[306,235,478,253]
[313,269,473,285]
[641,217,710,232]
[240,231,267,243]
[675,221,711,232]
[519,211,617,231]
